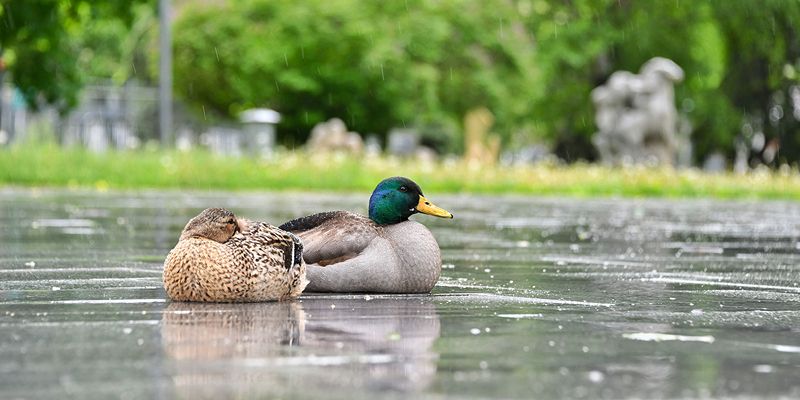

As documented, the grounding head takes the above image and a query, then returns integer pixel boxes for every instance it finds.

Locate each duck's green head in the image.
[368,176,453,225]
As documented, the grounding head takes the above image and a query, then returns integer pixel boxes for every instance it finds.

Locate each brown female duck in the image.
[163,208,307,302]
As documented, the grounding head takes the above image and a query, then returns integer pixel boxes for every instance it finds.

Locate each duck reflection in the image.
[161,296,440,397]
[300,295,441,392]
[162,302,305,361]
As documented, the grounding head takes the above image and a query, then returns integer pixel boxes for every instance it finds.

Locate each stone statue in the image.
[592,57,684,166]
[306,118,364,154]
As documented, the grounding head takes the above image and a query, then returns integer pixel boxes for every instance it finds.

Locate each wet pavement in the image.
[1,188,799,399]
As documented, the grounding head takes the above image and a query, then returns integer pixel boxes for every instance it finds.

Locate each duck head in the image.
[368,177,453,225]
[179,208,247,243]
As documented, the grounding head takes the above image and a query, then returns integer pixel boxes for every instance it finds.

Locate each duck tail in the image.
[283,232,304,271]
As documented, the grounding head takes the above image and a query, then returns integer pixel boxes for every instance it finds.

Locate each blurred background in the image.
[1,0,799,180]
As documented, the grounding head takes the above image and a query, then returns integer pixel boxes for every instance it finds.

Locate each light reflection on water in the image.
[0,189,799,399]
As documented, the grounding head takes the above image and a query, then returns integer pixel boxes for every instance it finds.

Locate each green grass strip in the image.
[1,145,798,199]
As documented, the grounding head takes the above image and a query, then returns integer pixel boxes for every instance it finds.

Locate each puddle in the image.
[1,189,799,399]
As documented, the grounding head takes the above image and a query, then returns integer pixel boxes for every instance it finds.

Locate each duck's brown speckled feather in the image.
[163,221,307,302]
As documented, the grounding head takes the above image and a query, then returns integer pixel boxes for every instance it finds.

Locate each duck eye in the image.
[399,186,408,192]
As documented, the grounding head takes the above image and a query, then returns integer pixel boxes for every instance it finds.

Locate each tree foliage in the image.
[172,0,538,149]
[0,1,154,111]
[4,0,800,163]
[171,0,800,161]
[710,0,800,163]
[527,0,800,162]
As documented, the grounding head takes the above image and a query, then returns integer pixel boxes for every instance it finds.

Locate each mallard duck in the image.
[279,177,453,293]
[163,208,307,302]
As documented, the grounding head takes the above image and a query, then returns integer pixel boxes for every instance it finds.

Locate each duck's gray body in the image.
[279,211,442,293]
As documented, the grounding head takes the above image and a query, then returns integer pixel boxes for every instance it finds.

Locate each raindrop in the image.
[790,86,800,120]
[769,105,784,123]
[753,365,774,373]
[588,370,605,383]
[499,18,505,39]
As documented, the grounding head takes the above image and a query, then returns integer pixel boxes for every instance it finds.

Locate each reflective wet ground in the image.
[1,188,798,399]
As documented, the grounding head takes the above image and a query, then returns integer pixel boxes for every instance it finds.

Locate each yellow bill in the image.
[415,195,454,219]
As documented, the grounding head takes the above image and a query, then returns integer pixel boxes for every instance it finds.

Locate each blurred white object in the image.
[306,118,363,154]
[240,108,280,158]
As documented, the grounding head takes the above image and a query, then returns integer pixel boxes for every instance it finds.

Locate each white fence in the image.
[0,81,273,157]
[0,82,159,150]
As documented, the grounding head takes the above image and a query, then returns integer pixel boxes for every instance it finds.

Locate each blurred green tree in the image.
[6,0,798,163]
[521,0,800,162]
[710,0,800,164]
[527,0,730,160]
[174,0,800,161]
[0,1,154,111]
[172,0,538,150]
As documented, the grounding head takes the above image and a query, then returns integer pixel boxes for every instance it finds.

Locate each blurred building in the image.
[0,80,278,157]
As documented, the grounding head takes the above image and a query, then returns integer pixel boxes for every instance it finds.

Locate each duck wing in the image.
[279,211,379,266]
[231,220,303,271]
